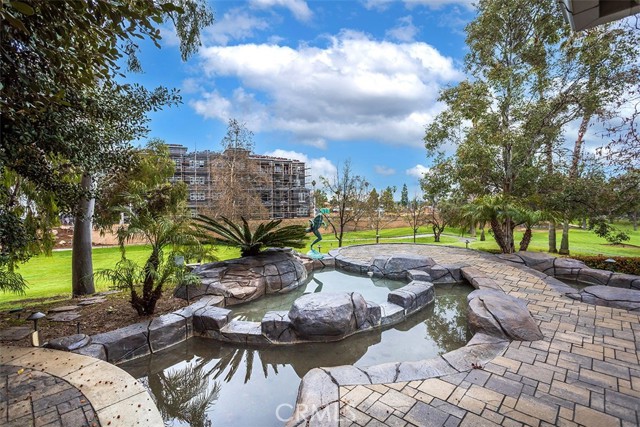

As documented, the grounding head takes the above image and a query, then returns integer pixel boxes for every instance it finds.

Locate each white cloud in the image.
[204,8,269,46]
[375,165,396,176]
[194,30,463,148]
[406,164,430,180]
[249,0,312,21]
[386,16,419,42]
[263,149,337,184]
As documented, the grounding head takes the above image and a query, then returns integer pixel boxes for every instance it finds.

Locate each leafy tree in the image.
[0,0,212,293]
[364,187,399,243]
[421,159,458,243]
[380,186,397,212]
[423,0,604,253]
[321,160,369,247]
[195,215,307,257]
[400,184,409,208]
[558,24,639,254]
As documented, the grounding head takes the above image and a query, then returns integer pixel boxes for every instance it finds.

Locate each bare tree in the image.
[405,196,429,243]
[321,160,369,247]
[210,119,268,220]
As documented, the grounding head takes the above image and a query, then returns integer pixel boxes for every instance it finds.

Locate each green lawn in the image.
[2,223,638,308]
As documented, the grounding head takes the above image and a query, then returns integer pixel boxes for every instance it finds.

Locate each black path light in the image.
[26,312,45,347]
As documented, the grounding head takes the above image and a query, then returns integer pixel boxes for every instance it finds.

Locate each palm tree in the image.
[99,208,202,315]
[514,208,557,252]
[194,215,307,257]
[462,195,520,253]
[150,363,220,427]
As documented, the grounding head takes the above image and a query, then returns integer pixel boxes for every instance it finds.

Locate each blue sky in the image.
[130,0,478,196]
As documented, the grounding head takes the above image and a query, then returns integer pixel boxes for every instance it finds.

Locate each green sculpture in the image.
[306,210,327,257]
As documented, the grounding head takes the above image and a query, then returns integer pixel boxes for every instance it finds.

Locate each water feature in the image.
[231,269,408,321]
[120,281,473,427]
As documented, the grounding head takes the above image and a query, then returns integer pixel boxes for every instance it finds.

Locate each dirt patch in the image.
[53,225,145,249]
[0,290,189,348]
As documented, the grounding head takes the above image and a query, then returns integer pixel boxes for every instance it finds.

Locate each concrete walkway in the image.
[306,245,639,427]
[0,346,162,427]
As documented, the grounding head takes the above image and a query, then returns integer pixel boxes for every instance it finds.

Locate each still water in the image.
[231,269,408,321]
[120,275,473,427]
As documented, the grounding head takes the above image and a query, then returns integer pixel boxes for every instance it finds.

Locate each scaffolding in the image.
[168,144,310,218]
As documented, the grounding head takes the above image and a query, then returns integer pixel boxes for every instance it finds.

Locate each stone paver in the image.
[0,346,162,427]
[292,244,640,427]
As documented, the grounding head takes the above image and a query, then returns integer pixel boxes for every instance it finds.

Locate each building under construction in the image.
[167,144,311,219]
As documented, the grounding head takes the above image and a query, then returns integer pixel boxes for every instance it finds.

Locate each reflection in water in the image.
[146,363,220,427]
[121,282,473,427]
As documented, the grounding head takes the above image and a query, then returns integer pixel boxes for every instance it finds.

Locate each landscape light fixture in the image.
[604,258,616,271]
[465,239,470,249]
[26,312,45,331]
[26,312,45,347]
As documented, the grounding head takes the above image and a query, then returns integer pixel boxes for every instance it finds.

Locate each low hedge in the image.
[569,255,640,276]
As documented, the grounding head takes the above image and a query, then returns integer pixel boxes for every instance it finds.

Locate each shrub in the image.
[569,255,640,276]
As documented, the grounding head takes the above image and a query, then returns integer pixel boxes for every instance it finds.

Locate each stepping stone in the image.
[78,297,106,306]
[48,312,81,322]
[48,305,80,313]
[96,290,121,296]
[0,326,32,341]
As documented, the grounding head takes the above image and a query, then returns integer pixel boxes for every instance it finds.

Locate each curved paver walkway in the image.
[298,245,640,427]
[0,346,163,427]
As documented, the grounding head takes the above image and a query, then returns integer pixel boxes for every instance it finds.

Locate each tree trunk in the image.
[548,220,557,253]
[490,218,510,253]
[72,174,95,297]
[469,223,476,238]
[519,228,532,251]
[559,219,570,255]
[581,218,587,229]
[480,222,486,241]
[633,210,638,231]
[433,225,441,243]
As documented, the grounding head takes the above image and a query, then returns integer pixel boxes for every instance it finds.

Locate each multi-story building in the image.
[167,144,310,218]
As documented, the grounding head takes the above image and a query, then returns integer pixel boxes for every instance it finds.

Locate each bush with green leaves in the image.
[195,215,307,257]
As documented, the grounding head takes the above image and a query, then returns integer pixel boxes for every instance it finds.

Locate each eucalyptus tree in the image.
[424,0,590,253]
[557,24,640,254]
[321,160,369,247]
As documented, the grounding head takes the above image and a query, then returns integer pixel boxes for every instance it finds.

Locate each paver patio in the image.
[299,245,639,427]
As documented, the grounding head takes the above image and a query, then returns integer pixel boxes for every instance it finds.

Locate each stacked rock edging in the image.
[202,279,436,345]
[498,251,640,290]
[174,248,311,306]
[497,251,640,311]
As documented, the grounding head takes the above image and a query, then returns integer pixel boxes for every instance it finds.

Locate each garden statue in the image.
[306,210,326,259]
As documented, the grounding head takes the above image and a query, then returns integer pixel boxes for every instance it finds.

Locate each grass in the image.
[2,222,638,308]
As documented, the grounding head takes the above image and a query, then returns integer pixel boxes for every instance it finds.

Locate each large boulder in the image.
[387,281,435,313]
[370,254,436,280]
[578,286,640,311]
[467,289,543,341]
[175,249,308,305]
[288,292,368,340]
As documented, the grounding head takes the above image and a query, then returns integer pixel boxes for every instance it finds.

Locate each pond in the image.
[120,280,473,427]
[230,269,408,321]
